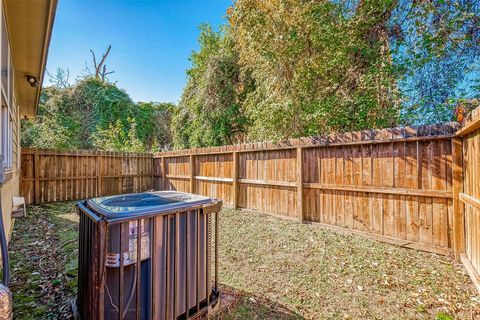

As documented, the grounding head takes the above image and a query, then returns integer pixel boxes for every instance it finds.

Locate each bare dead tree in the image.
[90,45,114,82]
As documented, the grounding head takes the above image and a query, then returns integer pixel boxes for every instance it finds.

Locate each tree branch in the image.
[90,49,97,70]
[90,45,113,82]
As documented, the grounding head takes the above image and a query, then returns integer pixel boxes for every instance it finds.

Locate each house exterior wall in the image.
[0,0,56,244]
[1,160,20,241]
[0,0,23,242]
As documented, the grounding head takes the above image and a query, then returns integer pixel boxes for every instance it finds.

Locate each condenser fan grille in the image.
[101,194,178,207]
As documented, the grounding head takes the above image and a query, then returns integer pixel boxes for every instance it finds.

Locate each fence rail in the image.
[153,123,459,256]
[21,148,153,205]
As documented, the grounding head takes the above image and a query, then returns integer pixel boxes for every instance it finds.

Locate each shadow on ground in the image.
[212,285,304,320]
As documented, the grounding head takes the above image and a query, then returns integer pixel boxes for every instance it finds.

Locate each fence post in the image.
[150,153,154,190]
[296,147,304,223]
[232,151,238,209]
[161,157,167,190]
[452,137,465,261]
[190,154,195,194]
[96,153,102,197]
[34,149,40,205]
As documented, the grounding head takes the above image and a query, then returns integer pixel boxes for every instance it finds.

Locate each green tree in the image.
[174,0,479,148]
[136,102,174,151]
[172,24,250,149]
[21,86,83,149]
[92,118,145,152]
[230,0,400,141]
[390,0,480,124]
[22,73,173,151]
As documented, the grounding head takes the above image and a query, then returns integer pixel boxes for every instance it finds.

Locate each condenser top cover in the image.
[85,191,214,220]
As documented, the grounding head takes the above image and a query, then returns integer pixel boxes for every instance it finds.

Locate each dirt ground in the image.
[9,203,480,319]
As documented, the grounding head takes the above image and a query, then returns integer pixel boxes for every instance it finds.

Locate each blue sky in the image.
[45,0,233,103]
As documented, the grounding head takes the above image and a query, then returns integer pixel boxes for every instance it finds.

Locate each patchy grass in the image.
[10,203,78,320]
[213,286,303,320]
[8,203,480,319]
[218,208,480,320]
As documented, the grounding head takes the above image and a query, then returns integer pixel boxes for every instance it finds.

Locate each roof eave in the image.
[4,0,58,118]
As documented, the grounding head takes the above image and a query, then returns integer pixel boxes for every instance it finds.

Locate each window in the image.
[1,98,7,167]
[0,11,6,95]
[0,4,16,172]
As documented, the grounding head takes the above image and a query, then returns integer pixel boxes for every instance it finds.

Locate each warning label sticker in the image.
[105,219,151,267]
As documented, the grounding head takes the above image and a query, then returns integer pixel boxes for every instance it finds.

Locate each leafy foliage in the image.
[91,118,145,152]
[172,24,250,149]
[21,75,173,152]
[173,0,480,148]
[390,0,480,124]
[230,0,400,141]
[23,1,480,151]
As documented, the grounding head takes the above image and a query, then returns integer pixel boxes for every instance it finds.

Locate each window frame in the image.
[0,1,17,175]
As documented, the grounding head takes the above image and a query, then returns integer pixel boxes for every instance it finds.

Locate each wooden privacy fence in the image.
[456,108,480,293]
[153,123,461,256]
[18,111,480,293]
[21,148,153,205]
